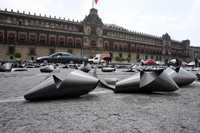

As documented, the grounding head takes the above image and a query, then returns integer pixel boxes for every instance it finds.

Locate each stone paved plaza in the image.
[0,68,200,133]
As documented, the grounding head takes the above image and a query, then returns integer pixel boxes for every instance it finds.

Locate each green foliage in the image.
[14,52,21,59]
[126,56,131,62]
[115,56,126,62]
[119,53,122,58]
[115,56,121,61]
[127,53,131,62]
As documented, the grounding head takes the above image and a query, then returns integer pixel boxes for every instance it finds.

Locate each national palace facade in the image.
[0,8,200,62]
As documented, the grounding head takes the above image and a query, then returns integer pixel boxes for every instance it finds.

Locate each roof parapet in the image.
[0,8,81,24]
[105,24,162,39]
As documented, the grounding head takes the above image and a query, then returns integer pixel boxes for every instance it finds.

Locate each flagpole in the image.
[92,0,94,8]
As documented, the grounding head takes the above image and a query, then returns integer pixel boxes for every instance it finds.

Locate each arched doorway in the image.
[91,40,96,47]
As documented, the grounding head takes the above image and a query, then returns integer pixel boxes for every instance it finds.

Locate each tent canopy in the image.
[143,59,156,65]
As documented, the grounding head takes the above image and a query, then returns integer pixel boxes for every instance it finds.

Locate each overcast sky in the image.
[0,0,199,46]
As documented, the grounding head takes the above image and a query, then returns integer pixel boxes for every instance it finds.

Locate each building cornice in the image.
[0,9,81,25]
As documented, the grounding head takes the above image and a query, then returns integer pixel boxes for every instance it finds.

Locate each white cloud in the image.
[184,0,200,46]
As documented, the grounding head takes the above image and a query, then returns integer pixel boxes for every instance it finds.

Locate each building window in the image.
[104,42,109,50]
[8,46,15,54]
[8,33,16,43]
[131,47,135,52]
[141,48,144,53]
[109,44,113,50]
[29,34,36,43]
[0,32,3,42]
[64,25,68,30]
[39,35,46,45]
[105,44,109,50]
[18,21,22,25]
[75,39,81,48]
[136,48,140,53]
[84,38,87,43]
[59,37,65,45]
[50,37,56,45]
[67,38,74,48]
[91,40,96,47]
[114,45,118,51]
[19,33,26,42]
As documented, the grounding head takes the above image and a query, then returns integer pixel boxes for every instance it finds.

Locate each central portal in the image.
[91,40,97,47]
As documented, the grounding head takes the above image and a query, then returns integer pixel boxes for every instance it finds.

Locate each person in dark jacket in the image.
[176,58,182,67]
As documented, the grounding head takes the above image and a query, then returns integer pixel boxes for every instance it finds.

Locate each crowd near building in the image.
[0,8,200,62]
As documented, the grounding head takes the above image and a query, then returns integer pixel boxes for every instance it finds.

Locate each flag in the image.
[95,0,99,4]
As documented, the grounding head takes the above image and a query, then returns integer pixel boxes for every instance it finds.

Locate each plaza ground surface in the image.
[0,68,200,133]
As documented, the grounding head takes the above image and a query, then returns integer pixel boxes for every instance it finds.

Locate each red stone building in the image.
[0,8,199,62]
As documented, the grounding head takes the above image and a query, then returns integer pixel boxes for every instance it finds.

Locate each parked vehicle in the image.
[88,53,111,64]
[36,52,88,64]
[88,54,102,64]
[101,64,116,72]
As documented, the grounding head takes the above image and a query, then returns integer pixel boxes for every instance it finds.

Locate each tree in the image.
[14,52,21,59]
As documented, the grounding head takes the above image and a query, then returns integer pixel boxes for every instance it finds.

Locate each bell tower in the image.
[83,8,104,57]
